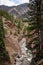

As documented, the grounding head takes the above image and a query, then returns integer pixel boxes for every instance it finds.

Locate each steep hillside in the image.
[0,10,20,65]
[0,10,28,65]
[0,10,31,65]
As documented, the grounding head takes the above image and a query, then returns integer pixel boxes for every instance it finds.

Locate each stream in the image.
[15,38,33,65]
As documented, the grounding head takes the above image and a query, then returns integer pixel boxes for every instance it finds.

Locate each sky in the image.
[0,0,29,6]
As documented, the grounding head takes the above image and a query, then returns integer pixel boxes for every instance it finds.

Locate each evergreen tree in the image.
[0,16,10,65]
[27,0,43,63]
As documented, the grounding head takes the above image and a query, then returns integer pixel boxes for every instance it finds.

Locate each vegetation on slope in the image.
[0,10,15,65]
[0,10,14,22]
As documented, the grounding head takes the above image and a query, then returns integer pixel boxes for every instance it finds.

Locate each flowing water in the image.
[15,38,33,65]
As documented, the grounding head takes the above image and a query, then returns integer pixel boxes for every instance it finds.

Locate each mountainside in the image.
[0,3,29,19]
[1,10,28,65]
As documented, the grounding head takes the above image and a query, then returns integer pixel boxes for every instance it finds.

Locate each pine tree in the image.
[27,0,43,62]
[0,16,10,65]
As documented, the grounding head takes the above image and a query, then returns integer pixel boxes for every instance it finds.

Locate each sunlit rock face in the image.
[15,38,33,65]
